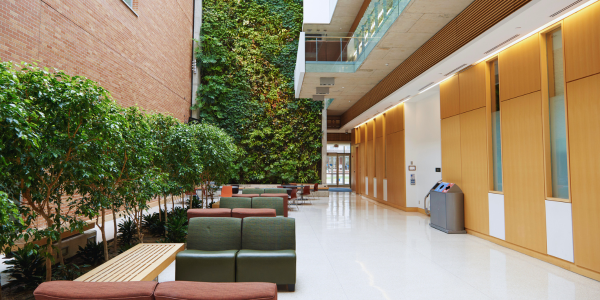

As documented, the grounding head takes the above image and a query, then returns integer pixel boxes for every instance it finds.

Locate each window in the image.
[544,27,569,199]
[490,59,503,192]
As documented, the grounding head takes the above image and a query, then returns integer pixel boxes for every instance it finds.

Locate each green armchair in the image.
[220,197,252,208]
[236,217,296,291]
[176,218,241,282]
[252,197,285,217]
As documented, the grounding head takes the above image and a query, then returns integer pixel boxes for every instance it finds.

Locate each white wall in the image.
[404,88,442,208]
[303,0,338,25]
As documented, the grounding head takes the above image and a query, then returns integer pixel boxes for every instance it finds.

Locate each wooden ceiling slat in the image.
[341,0,532,126]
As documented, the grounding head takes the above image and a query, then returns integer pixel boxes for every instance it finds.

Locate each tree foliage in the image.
[196,0,322,183]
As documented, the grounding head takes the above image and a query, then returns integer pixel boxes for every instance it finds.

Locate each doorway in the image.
[326,153,350,187]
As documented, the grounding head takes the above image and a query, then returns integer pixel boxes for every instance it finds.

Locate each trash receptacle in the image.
[429,182,466,234]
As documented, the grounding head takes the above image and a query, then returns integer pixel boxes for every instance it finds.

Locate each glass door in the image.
[327,155,337,185]
[327,153,351,187]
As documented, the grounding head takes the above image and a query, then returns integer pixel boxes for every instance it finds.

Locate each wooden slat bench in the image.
[75,243,185,282]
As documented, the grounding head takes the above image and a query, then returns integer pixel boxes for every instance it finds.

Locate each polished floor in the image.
[278,192,600,300]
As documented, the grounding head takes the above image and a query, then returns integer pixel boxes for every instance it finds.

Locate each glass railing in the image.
[305,36,371,63]
[304,0,411,73]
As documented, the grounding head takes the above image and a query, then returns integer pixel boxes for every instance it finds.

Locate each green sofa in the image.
[242,188,264,194]
[237,217,296,291]
[176,218,241,282]
[176,217,297,291]
[252,197,284,216]
[220,197,252,208]
[220,197,285,217]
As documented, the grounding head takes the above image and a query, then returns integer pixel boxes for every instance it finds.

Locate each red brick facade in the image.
[0,0,194,120]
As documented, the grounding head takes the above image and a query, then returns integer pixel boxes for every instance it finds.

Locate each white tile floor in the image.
[276,192,600,300]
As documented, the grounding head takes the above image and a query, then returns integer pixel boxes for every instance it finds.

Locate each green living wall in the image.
[195,0,322,184]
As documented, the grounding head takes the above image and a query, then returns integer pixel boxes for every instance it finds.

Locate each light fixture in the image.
[477,0,598,64]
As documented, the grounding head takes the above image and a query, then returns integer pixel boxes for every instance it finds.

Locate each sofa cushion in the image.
[257,194,288,217]
[187,218,241,251]
[232,208,276,219]
[220,197,252,208]
[251,197,285,217]
[263,188,287,194]
[33,281,157,300]
[187,208,231,220]
[236,250,296,285]
[154,281,277,300]
[232,194,260,198]
[242,188,264,194]
[241,217,295,250]
[176,250,237,282]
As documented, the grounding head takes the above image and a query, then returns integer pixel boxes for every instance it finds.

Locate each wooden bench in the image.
[75,243,185,282]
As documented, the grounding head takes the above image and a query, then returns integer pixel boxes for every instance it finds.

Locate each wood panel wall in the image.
[499,35,541,101]
[459,63,486,113]
[440,75,460,119]
[564,1,600,82]
[567,73,600,273]
[460,108,489,234]
[352,104,406,209]
[433,1,600,280]
[376,137,385,199]
[386,130,406,207]
[441,116,462,185]
[501,91,546,254]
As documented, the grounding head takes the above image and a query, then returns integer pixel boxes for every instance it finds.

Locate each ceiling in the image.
[299,0,475,115]
[303,0,365,34]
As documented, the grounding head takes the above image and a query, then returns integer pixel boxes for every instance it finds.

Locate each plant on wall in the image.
[195,0,323,184]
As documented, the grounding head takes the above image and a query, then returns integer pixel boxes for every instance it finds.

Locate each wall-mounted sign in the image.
[410,174,416,185]
[408,161,416,171]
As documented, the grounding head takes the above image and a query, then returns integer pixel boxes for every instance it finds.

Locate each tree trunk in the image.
[158,196,162,221]
[163,194,168,221]
[100,209,108,261]
[112,204,118,253]
[46,242,53,281]
[57,233,65,266]
[171,194,175,210]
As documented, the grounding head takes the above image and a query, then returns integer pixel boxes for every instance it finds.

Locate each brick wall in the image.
[0,0,194,121]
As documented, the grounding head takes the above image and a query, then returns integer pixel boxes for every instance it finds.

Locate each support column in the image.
[191,0,202,119]
[322,105,327,185]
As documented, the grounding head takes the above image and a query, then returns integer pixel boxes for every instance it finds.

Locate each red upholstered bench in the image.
[232,194,260,198]
[232,208,277,219]
[34,281,277,300]
[260,193,289,217]
[155,281,277,300]
[34,281,157,300]
[187,208,231,221]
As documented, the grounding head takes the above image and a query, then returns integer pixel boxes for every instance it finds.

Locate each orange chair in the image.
[221,186,233,198]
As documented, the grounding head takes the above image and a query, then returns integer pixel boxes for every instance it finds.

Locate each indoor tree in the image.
[0,62,114,281]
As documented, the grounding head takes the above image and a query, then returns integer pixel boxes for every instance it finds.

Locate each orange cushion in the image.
[154,281,277,300]
[187,208,232,220]
[232,208,277,219]
[34,281,157,300]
